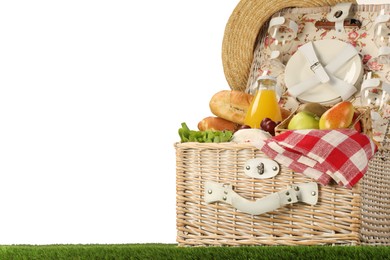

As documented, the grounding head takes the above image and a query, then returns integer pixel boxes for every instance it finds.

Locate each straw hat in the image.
[222,0,357,92]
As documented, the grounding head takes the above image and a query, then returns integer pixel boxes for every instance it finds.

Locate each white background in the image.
[0,0,383,245]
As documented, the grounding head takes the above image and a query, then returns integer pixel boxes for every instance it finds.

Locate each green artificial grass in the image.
[0,244,389,260]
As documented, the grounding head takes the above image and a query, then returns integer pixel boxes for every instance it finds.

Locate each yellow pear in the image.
[319,101,354,130]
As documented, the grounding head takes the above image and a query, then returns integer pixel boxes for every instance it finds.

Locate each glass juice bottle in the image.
[244,75,282,128]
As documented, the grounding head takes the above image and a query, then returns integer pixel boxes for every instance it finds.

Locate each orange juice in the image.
[244,77,282,128]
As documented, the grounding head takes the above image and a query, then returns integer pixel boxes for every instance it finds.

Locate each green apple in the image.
[287,111,320,130]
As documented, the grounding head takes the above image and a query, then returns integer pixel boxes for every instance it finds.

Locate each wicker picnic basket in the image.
[176,142,365,246]
[176,0,390,246]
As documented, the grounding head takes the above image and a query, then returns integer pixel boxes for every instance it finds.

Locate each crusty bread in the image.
[198,116,240,132]
[209,90,253,125]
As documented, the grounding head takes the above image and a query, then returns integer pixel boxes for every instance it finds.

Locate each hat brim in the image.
[222,0,357,92]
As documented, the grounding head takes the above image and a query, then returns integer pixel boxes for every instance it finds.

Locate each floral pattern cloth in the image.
[249,6,390,145]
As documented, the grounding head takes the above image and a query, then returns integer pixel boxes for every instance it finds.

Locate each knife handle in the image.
[315,18,361,30]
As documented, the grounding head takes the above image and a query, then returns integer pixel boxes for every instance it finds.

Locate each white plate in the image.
[285,39,363,105]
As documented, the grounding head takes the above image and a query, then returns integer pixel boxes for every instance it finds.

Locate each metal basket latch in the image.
[244,158,280,179]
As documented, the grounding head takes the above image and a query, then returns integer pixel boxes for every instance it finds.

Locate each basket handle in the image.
[204,181,318,215]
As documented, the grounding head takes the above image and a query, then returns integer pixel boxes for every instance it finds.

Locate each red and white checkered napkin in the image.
[253,129,377,188]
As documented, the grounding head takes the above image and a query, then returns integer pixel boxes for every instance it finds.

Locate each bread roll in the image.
[198,116,240,132]
[209,90,253,125]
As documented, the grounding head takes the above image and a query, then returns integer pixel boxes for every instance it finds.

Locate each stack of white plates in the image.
[285,39,363,105]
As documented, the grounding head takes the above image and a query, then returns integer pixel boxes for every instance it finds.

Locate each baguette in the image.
[209,90,253,125]
[198,116,240,132]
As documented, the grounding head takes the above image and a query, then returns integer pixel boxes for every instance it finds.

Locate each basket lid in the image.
[221,0,357,92]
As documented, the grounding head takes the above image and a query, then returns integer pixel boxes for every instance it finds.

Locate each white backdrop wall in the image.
[0,0,383,244]
[0,0,239,244]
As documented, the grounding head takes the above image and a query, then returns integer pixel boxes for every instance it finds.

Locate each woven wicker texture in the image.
[222,0,356,92]
[176,142,361,246]
[360,148,390,245]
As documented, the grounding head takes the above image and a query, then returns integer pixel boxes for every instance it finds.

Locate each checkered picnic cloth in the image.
[253,129,377,188]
